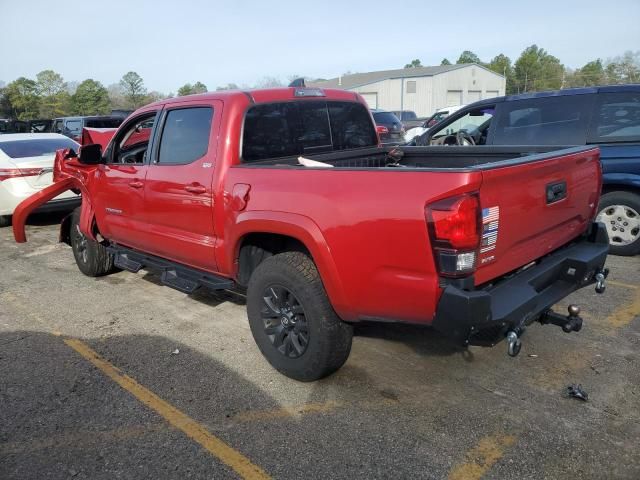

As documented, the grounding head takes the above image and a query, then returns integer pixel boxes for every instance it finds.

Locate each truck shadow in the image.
[354,321,468,358]
[0,330,281,479]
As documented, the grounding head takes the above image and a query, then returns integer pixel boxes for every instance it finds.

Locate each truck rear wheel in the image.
[597,191,640,256]
[70,208,116,277]
[247,251,353,381]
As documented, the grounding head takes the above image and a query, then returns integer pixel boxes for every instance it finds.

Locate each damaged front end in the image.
[12,127,116,244]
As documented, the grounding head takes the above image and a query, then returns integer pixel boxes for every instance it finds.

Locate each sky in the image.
[2,0,639,93]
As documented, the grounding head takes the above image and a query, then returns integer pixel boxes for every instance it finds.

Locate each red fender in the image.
[13,149,98,243]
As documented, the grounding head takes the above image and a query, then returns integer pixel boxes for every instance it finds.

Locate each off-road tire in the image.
[70,208,115,277]
[0,215,11,228]
[597,191,640,256]
[247,251,353,381]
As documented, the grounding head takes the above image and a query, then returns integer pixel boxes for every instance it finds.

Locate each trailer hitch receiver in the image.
[539,304,583,333]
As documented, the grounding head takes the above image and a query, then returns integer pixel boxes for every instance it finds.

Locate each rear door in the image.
[142,100,221,271]
[474,147,601,285]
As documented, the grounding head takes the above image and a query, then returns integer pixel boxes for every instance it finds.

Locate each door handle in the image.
[185,184,207,194]
[129,180,144,189]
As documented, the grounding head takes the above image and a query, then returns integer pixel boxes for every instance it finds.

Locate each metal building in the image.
[311,64,505,117]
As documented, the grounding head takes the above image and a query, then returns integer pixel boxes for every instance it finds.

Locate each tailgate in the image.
[475,147,601,285]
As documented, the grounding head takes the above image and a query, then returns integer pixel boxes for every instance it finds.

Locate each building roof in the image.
[310,64,499,90]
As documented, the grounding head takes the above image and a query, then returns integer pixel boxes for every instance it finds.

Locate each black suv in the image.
[52,116,125,141]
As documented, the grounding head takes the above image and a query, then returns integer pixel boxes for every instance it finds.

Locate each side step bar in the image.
[107,244,234,294]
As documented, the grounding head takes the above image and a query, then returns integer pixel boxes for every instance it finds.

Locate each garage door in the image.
[360,93,378,109]
[485,90,499,99]
[446,90,462,106]
[467,90,481,103]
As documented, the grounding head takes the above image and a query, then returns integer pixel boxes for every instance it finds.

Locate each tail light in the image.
[0,168,44,182]
[376,125,389,134]
[426,194,481,277]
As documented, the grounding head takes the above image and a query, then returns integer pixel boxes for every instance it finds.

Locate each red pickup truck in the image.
[13,85,610,381]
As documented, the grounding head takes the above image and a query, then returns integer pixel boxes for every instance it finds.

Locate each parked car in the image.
[391,110,423,130]
[0,133,81,227]
[404,105,466,143]
[371,109,405,144]
[0,119,29,134]
[412,85,640,256]
[51,116,125,142]
[13,86,608,381]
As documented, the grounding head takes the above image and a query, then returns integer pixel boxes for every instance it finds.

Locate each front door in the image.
[89,110,160,250]
[142,100,221,271]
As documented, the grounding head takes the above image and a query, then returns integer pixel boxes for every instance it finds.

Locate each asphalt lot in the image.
[1,213,639,480]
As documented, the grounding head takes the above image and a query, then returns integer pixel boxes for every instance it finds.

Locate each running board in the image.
[108,245,234,294]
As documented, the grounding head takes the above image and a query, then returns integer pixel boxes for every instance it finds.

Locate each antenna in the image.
[288,78,306,88]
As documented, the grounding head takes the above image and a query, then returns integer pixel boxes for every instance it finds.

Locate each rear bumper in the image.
[432,222,609,346]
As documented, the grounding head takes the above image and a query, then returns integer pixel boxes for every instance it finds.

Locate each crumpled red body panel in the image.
[13,148,98,243]
[80,127,117,150]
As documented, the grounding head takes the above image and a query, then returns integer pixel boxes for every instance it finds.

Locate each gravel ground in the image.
[1,213,639,479]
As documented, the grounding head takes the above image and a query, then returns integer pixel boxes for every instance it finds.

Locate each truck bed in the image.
[239,145,574,170]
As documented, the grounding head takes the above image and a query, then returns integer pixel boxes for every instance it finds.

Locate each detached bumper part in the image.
[432,222,609,348]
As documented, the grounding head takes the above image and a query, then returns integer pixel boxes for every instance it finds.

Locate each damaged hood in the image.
[81,127,117,149]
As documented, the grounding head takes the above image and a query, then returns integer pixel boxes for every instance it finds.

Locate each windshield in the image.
[0,137,79,159]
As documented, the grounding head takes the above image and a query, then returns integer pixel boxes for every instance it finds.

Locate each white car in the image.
[0,133,81,227]
[404,104,467,143]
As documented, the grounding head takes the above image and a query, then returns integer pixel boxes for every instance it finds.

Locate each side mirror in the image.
[78,143,104,165]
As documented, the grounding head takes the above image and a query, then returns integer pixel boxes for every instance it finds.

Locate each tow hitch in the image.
[539,304,584,333]
[595,267,609,294]
[506,330,522,357]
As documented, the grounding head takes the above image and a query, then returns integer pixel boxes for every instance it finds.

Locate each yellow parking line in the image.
[448,433,516,480]
[608,280,640,290]
[0,424,167,455]
[64,338,271,480]
[604,290,640,329]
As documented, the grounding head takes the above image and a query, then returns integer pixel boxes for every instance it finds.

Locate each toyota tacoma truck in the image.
[13,84,609,381]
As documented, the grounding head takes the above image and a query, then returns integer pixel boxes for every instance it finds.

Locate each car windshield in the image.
[0,137,79,159]
[373,112,401,124]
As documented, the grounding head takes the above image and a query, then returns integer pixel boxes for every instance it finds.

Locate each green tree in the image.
[513,45,564,92]
[5,77,40,120]
[119,71,147,109]
[605,51,640,84]
[36,70,69,118]
[487,53,516,94]
[70,79,110,115]
[456,51,481,64]
[404,59,422,68]
[177,81,208,96]
[566,59,606,87]
[440,58,452,66]
[254,76,283,88]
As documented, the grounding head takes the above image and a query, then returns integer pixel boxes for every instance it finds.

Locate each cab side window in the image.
[492,95,594,145]
[590,92,640,143]
[157,107,213,165]
[109,112,158,164]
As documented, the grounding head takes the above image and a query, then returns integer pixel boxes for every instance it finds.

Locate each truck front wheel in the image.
[70,208,116,277]
[247,251,353,381]
[597,191,640,256]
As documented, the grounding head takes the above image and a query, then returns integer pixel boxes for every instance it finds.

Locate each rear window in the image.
[0,137,79,159]
[492,95,594,145]
[242,101,377,162]
[397,111,417,121]
[65,120,82,134]
[373,112,401,124]
[590,92,640,143]
[85,118,124,128]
